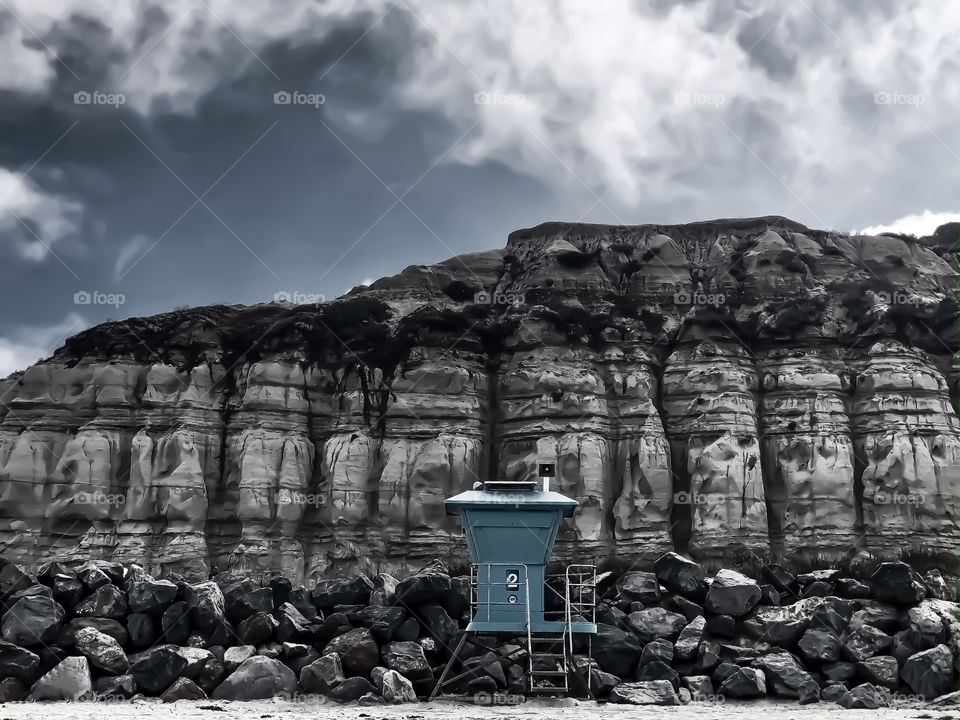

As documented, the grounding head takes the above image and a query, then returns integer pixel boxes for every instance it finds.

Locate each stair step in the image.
[530,670,568,677]
[528,685,568,694]
[531,652,565,659]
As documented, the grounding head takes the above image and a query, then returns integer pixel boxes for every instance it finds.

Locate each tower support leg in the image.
[428,630,470,700]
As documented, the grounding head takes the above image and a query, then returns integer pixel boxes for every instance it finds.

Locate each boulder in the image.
[127,577,178,615]
[258,641,282,658]
[382,641,433,681]
[627,607,687,643]
[314,611,351,647]
[858,656,899,689]
[0,559,32,602]
[76,564,111,591]
[592,623,642,677]
[674,615,704,661]
[907,603,947,650]
[59,617,129,648]
[608,680,681,705]
[842,625,892,662]
[695,640,722,674]
[759,585,780,606]
[8,584,52,603]
[808,604,848,635]
[328,676,376,703]
[654,552,706,598]
[238,611,277,645]
[848,601,900,633]
[129,645,188,694]
[464,651,506,688]
[380,668,417,703]
[74,626,129,674]
[161,677,207,701]
[197,658,226,695]
[224,644,257,671]
[370,573,400,606]
[175,646,213,679]
[822,661,857,682]
[311,576,373,611]
[759,564,799,598]
[354,605,405,643]
[923,569,948,600]
[75,584,127,619]
[289,587,317,621]
[835,578,872,599]
[29,656,93,701]
[394,617,420,642]
[212,656,298,700]
[752,652,818,699]
[275,602,313,644]
[821,683,849,703]
[0,677,27,702]
[742,597,825,647]
[706,614,737,639]
[418,603,459,648]
[681,675,714,700]
[636,659,680,690]
[666,595,704,622]
[870,562,926,606]
[3,596,66,648]
[640,638,674,665]
[798,629,841,664]
[161,601,191,643]
[185,581,226,633]
[218,576,274,622]
[269,576,292,607]
[616,571,662,604]
[323,627,380,675]
[51,575,86,607]
[802,581,833,598]
[0,640,41,683]
[717,667,766,698]
[900,644,954,699]
[300,652,345,694]
[837,682,891,709]
[127,612,155,647]
[705,570,761,617]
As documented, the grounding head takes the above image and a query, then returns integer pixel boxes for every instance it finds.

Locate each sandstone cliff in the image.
[1,217,957,582]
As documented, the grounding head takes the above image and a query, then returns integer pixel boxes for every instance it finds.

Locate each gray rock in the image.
[742,597,826,647]
[74,626,129,674]
[382,640,433,681]
[0,677,27,702]
[395,563,452,606]
[842,625,892,662]
[127,612,155,647]
[608,680,681,705]
[323,627,380,676]
[311,576,373,611]
[28,656,93,701]
[705,570,761,617]
[418,603,459,648]
[640,638,674,665]
[275,602,313,644]
[822,661,857,682]
[300,652,345,695]
[161,677,207,701]
[821,683,849,703]
[51,575,85,607]
[900,644,954,699]
[752,652,818,699]
[907,603,947,650]
[636,659,680,690]
[218,576,274,622]
[129,645,188,694]
[681,675,714,700]
[237,611,277,645]
[798,628,841,664]
[592,623,642,677]
[370,573,399,606]
[869,562,926,606]
[848,601,900,633]
[127,577,178,615]
[224,644,257,671]
[718,667,766,698]
[174,646,213,679]
[654,552,706,597]
[835,578,872,599]
[328,676,376,703]
[59,617,129,648]
[616,571,662,604]
[161,601,191,644]
[1,595,65,645]
[857,656,899,689]
[627,607,687,643]
[94,674,136,701]
[185,581,226,633]
[197,658,226,695]
[674,615,704,660]
[706,614,737,639]
[211,656,298,700]
[380,668,417,703]
[353,605,405,643]
[837,682,891,709]
[75,584,127,619]
[0,639,41,683]
[759,564,799,597]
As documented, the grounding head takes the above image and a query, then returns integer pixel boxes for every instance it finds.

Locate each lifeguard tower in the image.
[431,464,597,697]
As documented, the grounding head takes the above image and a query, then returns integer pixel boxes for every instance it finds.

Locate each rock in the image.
[161,677,207,701]
[627,607,687,643]
[370,573,399,606]
[616,571,662,604]
[798,682,820,704]
[759,564,799,597]
[706,614,737,639]
[666,595,704,622]
[127,577,178,615]
[224,644,257,671]
[29,656,93,701]
[300,652,345,694]
[175,646,214,679]
[798,629,841,664]
[609,679,681,705]
[185,581,226,633]
[51,575,86,607]
[681,675,714,700]
[395,564,452,607]
[288,587,317,620]
[718,667,766,698]
[842,625,892,662]
[592,623,642,677]
[923,569,948,599]
[711,661,739,685]
[269,576,292,607]
[418,603,459,648]
[353,605,405,643]
[1,595,64,646]
[75,584,127,620]
[900,644,954,699]
[311,576,373,611]
[466,674,497,694]
[7,584,52,604]
[752,652,818,699]
[75,626,129,674]
[129,645,188,694]
[636,659,680,690]
[823,661,857,682]
[258,641,282,658]
[275,602,313,644]
[237,611,277,645]
[314,611,351,647]
[218,576,274,622]
[759,584,780,606]
[858,656,898,689]
[161,601,191,643]
[76,564,111,591]
[212,656,298,700]
[640,638,674,665]
[802,581,833,598]
[696,640,722,674]
[394,617,420,642]
[821,683,849,703]
[382,641,433,681]
[127,612,155,647]
[324,627,380,675]
[837,682,891,709]
[848,601,900,633]
[0,640,40,683]
[674,615,704,660]
[59,617,129,648]
[197,658,226,694]
[0,677,27,702]
[835,578,872,599]
[808,604,848,635]
[328,676,376,703]
[380,668,417,703]
[869,562,926,606]
[0,559,32,603]
[907,603,947,650]
[653,552,706,598]
[704,570,762,618]
[742,597,825,646]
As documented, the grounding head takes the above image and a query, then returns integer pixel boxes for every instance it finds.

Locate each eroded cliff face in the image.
[1,217,957,581]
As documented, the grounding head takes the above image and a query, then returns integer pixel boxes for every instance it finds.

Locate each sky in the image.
[0,0,958,376]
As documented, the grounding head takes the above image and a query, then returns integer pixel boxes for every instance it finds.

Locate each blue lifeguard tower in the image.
[431,464,597,697]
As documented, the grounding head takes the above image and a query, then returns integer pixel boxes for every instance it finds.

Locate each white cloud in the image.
[0,313,87,378]
[860,210,960,237]
[0,168,84,260]
[113,233,151,279]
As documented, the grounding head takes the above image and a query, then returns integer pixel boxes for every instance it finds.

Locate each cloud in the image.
[860,210,960,237]
[0,313,87,378]
[0,168,84,260]
[113,233,151,279]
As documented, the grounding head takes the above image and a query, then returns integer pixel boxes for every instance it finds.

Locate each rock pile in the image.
[0,554,956,707]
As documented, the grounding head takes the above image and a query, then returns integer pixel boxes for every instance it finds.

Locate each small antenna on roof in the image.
[538,463,555,492]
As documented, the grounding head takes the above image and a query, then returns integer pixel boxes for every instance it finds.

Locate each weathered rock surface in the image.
[0,217,956,578]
